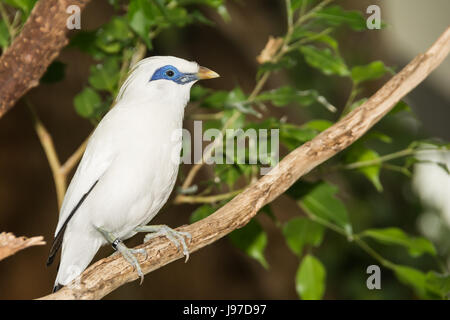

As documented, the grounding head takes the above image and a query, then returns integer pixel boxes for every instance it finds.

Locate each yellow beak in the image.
[197,66,220,80]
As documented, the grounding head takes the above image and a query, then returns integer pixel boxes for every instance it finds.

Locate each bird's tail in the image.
[53,233,103,291]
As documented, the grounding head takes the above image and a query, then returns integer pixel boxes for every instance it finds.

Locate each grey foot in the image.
[115,241,147,284]
[135,225,192,262]
[97,227,147,284]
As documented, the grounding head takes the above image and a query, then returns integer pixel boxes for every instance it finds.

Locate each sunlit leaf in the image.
[351,61,388,84]
[300,45,349,76]
[127,0,156,49]
[301,120,333,132]
[362,228,437,257]
[393,265,428,299]
[345,145,383,192]
[298,182,352,236]
[74,87,103,119]
[314,5,366,31]
[426,271,450,299]
[296,255,326,300]
[257,86,326,107]
[88,58,120,93]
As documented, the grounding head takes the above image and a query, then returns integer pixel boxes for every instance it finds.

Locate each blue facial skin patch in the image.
[150,65,198,85]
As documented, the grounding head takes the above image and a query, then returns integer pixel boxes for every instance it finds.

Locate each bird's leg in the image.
[96,227,147,284]
[135,225,192,262]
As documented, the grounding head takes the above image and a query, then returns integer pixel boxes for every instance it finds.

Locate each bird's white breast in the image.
[70,96,185,241]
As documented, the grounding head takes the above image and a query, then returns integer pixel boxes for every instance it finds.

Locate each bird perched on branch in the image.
[47,56,219,292]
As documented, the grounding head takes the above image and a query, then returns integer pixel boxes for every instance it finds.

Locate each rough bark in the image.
[39,27,450,300]
[0,0,91,119]
[0,232,45,261]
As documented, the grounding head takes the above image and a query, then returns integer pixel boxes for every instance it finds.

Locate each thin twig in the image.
[60,138,90,176]
[26,100,66,208]
[174,189,243,204]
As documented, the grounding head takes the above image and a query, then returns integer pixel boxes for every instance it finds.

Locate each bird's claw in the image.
[115,242,146,284]
[131,248,148,260]
[143,226,191,263]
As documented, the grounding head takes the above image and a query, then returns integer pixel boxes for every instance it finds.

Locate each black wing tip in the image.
[46,180,99,268]
[46,254,55,267]
[53,283,63,293]
[46,236,60,267]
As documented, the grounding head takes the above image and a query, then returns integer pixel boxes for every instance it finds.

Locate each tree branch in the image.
[0,0,91,119]
[0,232,45,261]
[39,27,450,300]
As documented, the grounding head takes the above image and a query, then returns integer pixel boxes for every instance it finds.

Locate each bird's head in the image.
[116,56,219,105]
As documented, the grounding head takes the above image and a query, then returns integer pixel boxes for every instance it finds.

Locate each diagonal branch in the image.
[39,27,450,300]
[0,0,91,119]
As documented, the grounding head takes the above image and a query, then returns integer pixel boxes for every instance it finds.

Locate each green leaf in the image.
[426,271,450,299]
[225,87,256,115]
[283,218,324,256]
[214,164,245,189]
[190,85,211,102]
[41,61,66,84]
[300,45,349,76]
[88,58,120,93]
[296,255,326,300]
[314,5,366,31]
[389,101,412,115]
[280,123,316,150]
[364,131,392,144]
[301,120,333,132]
[351,61,388,84]
[291,29,338,52]
[127,0,156,49]
[69,31,105,59]
[257,86,324,107]
[95,17,132,54]
[257,56,297,77]
[393,265,428,298]
[362,228,437,257]
[298,182,352,236]
[4,0,37,18]
[202,90,228,109]
[73,87,102,119]
[346,98,367,113]
[0,20,10,50]
[290,0,313,11]
[189,204,215,223]
[345,146,383,192]
[229,219,268,268]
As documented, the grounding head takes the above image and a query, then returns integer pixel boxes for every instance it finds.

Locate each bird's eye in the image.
[165,70,175,77]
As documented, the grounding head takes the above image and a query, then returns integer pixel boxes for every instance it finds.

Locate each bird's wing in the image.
[47,122,117,265]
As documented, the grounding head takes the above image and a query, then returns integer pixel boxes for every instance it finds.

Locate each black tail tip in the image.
[53,283,63,293]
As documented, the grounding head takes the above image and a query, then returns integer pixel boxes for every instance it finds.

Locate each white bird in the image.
[47,56,219,292]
